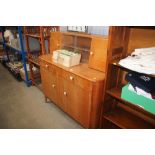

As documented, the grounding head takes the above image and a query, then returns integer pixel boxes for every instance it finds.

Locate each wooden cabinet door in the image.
[57,76,91,128]
[89,37,108,72]
[50,32,62,53]
[40,67,59,104]
[40,67,52,99]
[57,76,69,112]
[49,72,59,104]
[68,84,92,128]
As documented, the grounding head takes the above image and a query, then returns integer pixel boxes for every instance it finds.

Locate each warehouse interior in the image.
[0,26,155,129]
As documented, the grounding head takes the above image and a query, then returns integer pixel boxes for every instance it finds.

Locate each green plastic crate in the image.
[121,84,155,114]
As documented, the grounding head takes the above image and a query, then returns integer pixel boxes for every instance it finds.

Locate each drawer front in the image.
[39,59,93,91]
[40,60,56,74]
[60,69,92,91]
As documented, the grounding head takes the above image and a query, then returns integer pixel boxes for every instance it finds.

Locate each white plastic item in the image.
[58,50,81,67]
[4,30,14,44]
[52,50,60,62]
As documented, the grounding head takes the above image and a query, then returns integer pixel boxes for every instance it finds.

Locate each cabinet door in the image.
[57,76,68,112]
[50,32,62,53]
[68,85,92,128]
[40,67,59,104]
[40,67,51,99]
[49,72,59,104]
[57,76,92,128]
[89,37,108,72]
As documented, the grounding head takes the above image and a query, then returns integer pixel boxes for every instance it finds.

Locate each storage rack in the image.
[102,26,155,129]
[24,26,60,89]
[0,27,6,58]
[2,26,31,86]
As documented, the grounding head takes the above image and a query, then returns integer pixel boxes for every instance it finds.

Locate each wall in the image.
[60,26,109,36]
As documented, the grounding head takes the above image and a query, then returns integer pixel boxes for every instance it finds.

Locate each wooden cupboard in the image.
[39,55,105,128]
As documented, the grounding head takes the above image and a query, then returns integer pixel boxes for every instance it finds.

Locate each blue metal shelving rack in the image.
[18,26,31,86]
[3,26,32,86]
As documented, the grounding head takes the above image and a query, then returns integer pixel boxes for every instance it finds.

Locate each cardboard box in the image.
[121,84,155,114]
[54,50,81,67]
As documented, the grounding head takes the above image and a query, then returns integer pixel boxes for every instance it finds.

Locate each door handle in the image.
[69,76,74,81]
[45,64,49,68]
[52,84,55,88]
[63,91,67,96]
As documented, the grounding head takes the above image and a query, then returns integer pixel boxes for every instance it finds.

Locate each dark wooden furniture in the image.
[102,27,155,129]
[24,26,59,88]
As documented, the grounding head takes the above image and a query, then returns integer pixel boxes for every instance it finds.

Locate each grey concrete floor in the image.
[0,64,82,129]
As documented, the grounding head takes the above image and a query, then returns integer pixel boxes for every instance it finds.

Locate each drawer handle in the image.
[52,84,55,88]
[90,52,94,56]
[69,76,74,81]
[45,64,49,68]
[63,91,67,96]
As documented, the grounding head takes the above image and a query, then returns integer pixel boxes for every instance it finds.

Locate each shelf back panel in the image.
[127,28,155,54]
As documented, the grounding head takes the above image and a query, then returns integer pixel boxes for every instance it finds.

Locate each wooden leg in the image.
[45,96,48,103]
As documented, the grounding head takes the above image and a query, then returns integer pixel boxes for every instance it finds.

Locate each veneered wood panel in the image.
[127,28,155,54]
[89,37,108,72]
[40,67,51,99]
[68,84,92,128]
[50,32,62,53]
[40,66,59,104]
[57,76,68,112]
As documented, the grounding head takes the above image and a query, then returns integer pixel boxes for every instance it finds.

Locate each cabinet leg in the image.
[45,96,48,103]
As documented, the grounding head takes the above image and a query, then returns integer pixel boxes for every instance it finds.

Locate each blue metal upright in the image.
[18,26,32,86]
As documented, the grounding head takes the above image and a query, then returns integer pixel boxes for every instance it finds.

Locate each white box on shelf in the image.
[55,50,81,67]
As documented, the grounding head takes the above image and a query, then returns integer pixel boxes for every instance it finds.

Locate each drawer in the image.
[40,60,56,74]
[60,69,92,91]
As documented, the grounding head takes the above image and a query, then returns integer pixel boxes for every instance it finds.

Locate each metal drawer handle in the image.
[45,64,49,68]
[52,84,55,88]
[69,76,74,81]
[64,91,67,96]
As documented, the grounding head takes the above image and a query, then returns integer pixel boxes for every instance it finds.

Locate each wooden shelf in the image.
[25,34,50,39]
[106,87,155,119]
[106,86,122,100]
[28,58,40,66]
[104,107,154,129]
[102,27,155,129]
[62,32,108,39]
[112,61,155,78]
[62,45,90,52]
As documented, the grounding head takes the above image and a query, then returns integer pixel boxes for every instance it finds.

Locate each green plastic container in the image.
[121,84,155,114]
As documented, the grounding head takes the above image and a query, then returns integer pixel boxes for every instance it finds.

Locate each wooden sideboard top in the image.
[39,54,105,82]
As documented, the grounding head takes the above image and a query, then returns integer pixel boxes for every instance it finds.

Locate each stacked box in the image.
[121,84,155,114]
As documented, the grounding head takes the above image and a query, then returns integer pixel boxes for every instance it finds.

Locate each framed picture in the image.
[67,26,88,33]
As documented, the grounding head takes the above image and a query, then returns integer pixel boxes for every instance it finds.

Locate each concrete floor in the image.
[0,64,82,129]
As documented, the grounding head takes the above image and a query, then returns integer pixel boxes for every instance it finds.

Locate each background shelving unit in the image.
[0,27,6,61]
[24,26,60,89]
[2,26,31,86]
[102,26,155,129]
